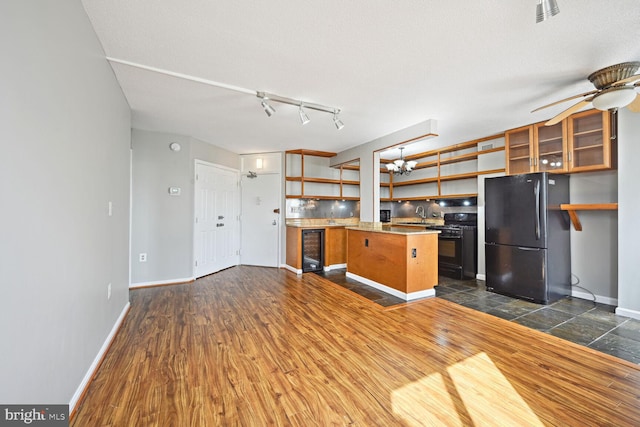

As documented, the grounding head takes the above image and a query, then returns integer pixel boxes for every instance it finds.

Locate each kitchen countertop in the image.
[286,223,349,228]
[285,218,360,228]
[346,226,440,236]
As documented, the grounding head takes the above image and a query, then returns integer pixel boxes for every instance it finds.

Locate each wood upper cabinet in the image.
[534,120,567,173]
[505,125,534,175]
[506,121,567,174]
[567,110,612,172]
[506,109,613,175]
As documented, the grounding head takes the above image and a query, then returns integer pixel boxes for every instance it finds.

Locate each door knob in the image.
[272,220,277,225]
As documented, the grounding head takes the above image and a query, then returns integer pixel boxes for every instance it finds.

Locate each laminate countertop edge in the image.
[346,226,441,236]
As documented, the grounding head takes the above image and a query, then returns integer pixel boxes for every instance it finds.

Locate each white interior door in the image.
[194,162,240,278]
[240,173,281,267]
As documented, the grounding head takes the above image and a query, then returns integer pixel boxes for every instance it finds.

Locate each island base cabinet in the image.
[286,226,347,272]
[347,229,438,294]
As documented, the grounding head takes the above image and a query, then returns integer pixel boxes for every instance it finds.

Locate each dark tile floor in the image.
[316,270,640,365]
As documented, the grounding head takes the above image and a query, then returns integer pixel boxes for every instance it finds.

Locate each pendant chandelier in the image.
[385,147,417,176]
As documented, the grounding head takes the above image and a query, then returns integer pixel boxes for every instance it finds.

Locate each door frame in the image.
[193,159,241,278]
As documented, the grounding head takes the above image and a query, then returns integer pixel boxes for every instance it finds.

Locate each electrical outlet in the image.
[107,283,111,300]
[139,253,147,262]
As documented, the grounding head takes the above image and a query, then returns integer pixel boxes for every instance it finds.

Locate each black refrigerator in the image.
[485,172,571,304]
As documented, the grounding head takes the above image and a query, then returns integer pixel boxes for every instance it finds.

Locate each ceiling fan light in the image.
[536,0,559,23]
[592,87,637,111]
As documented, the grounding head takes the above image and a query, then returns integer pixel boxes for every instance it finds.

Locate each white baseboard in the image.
[130,277,194,289]
[70,302,130,412]
[476,273,486,281]
[571,289,618,306]
[345,272,435,301]
[615,307,640,320]
[281,264,302,275]
[324,263,347,272]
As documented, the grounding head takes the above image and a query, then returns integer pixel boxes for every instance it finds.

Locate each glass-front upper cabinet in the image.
[567,110,612,172]
[505,125,533,175]
[534,120,567,173]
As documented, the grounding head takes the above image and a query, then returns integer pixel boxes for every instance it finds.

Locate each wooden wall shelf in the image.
[560,203,618,231]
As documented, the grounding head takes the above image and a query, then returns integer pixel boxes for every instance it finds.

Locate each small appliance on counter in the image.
[380,209,391,223]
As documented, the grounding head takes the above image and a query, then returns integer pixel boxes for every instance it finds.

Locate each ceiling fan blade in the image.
[531,90,598,113]
[545,97,594,126]
[610,73,640,86]
[627,93,640,113]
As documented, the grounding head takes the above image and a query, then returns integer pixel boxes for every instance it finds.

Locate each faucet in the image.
[416,206,426,223]
[328,211,336,225]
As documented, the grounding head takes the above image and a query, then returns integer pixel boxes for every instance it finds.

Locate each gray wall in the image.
[131,129,240,284]
[569,171,618,303]
[0,1,131,404]
[617,108,640,318]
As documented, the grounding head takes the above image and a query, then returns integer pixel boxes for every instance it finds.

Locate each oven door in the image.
[437,235,464,279]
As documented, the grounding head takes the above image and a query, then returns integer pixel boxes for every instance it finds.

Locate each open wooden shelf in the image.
[383,193,478,202]
[560,203,618,231]
[382,134,505,201]
[286,150,360,200]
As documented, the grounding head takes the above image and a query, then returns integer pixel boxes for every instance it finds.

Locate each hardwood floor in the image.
[71,266,640,426]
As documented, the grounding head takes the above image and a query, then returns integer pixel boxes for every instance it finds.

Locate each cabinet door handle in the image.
[568,152,572,162]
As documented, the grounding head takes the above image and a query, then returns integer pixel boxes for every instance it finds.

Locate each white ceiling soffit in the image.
[81,0,640,156]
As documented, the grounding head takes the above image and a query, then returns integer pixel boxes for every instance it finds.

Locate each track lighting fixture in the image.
[256,92,343,129]
[261,99,276,117]
[333,111,345,130]
[102,58,344,129]
[536,0,559,23]
[299,105,310,125]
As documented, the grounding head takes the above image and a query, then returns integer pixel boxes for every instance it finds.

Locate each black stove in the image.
[427,213,477,279]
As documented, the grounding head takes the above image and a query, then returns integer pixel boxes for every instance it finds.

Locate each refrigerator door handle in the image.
[518,247,541,251]
[534,179,541,240]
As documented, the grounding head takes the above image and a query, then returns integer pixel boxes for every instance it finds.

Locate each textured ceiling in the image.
[81,0,640,156]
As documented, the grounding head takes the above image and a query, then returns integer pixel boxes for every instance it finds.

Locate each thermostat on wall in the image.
[168,187,181,196]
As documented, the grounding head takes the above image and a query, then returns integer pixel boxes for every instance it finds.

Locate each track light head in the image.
[260,99,275,117]
[333,110,344,130]
[536,0,559,23]
[299,105,310,125]
[257,91,342,127]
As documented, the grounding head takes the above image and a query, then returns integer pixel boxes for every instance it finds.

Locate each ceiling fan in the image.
[533,61,640,126]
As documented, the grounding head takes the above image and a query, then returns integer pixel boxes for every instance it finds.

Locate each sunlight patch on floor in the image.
[392,352,544,426]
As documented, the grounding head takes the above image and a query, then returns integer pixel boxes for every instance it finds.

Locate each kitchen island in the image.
[346,225,440,301]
